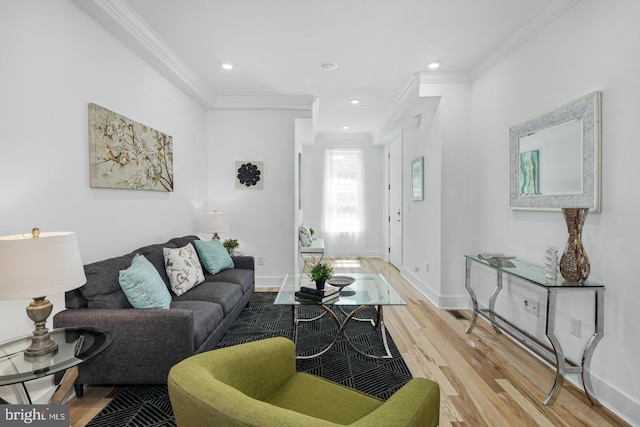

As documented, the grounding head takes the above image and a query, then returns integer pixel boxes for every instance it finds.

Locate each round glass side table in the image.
[0,327,112,404]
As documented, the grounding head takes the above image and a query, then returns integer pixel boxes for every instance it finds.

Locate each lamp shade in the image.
[0,231,86,300]
[202,212,230,234]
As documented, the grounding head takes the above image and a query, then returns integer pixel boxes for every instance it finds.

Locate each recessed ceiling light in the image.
[321,62,338,71]
[350,99,360,105]
[221,63,233,70]
[342,125,350,130]
[427,62,440,70]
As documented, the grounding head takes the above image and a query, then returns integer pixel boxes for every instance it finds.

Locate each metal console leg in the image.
[581,289,605,406]
[488,271,504,334]
[544,290,565,405]
[465,258,479,333]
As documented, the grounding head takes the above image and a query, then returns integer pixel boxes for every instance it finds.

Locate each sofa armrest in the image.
[232,255,254,271]
[53,308,197,384]
[353,378,440,427]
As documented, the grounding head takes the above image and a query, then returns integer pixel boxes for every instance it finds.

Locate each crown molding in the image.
[213,96,318,111]
[71,0,216,108]
[470,0,581,81]
[417,71,471,85]
[373,74,420,144]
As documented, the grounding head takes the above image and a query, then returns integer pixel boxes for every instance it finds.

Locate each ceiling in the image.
[73,0,579,142]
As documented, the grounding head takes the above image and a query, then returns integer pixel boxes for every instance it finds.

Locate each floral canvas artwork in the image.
[235,161,263,189]
[89,103,174,192]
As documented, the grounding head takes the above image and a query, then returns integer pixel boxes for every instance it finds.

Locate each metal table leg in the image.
[294,304,393,360]
[488,271,504,334]
[581,289,604,406]
[544,290,565,405]
[464,258,478,333]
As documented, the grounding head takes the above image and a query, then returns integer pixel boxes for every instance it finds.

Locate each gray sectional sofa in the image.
[52,235,254,396]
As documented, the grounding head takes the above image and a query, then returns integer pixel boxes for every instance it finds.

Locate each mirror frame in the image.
[509,91,601,212]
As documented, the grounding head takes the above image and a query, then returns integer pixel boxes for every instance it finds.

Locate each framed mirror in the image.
[509,91,601,211]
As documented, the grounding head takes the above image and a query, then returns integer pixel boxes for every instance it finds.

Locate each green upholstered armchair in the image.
[168,337,439,427]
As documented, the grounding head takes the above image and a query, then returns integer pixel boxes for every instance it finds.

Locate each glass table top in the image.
[465,254,604,289]
[275,273,406,306]
[0,327,112,386]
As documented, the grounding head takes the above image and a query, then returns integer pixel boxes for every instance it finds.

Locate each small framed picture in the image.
[411,157,423,201]
[235,161,263,189]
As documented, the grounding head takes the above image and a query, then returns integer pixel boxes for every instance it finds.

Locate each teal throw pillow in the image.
[119,254,172,309]
[193,239,235,275]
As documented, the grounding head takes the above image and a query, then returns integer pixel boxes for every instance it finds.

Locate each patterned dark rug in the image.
[87,292,412,426]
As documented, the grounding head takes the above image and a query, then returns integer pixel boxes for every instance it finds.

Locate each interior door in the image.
[389,133,402,269]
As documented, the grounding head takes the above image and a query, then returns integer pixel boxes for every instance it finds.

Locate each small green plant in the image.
[310,262,333,282]
[222,239,239,249]
[309,227,315,237]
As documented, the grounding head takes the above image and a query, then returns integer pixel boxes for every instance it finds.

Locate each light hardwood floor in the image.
[67,258,629,427]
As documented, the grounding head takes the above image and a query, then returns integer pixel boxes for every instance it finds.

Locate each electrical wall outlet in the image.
[257,256,264,265]
[523,298,539,317]
[570,318,581,337]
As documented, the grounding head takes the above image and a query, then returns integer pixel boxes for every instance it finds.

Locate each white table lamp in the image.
[203,211,230,240]
[0,228,86,357]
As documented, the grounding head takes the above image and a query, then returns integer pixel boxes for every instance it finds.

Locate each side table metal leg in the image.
[544,290,565,405]
[465,258,479,333]
[581,289,605,406]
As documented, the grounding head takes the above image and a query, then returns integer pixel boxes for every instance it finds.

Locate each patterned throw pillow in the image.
[299,224,312,247]
[193,239,235,275]
[119,254,172,309]
[163,243,205,296]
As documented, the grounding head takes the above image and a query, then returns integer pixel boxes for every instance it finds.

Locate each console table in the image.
[463,254,605,406]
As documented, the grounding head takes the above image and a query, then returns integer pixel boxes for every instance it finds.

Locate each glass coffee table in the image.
[275,273,405,359]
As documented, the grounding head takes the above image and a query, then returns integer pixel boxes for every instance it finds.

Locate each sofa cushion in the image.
[171,300,223,349]
[173,281,243,316]
[119,254,172,309]
[164,243,205,296]
[135,242,176,288]
[204,269,254,296]
[299,223,312,247]
[193,239,234,275]
[81,254,135,309]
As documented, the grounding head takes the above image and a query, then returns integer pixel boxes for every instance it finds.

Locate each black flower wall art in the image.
[235,161,263,189]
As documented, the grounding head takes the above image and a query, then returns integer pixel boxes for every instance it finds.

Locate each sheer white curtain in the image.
[322,148,365,258]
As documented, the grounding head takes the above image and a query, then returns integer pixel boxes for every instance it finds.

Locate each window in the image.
[323,148,364,234]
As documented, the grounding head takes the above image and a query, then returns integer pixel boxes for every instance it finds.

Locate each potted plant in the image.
[309,262,333,290]
[222,238,239,256]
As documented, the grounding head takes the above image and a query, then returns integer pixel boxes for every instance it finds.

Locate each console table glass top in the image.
[465,254,604,289]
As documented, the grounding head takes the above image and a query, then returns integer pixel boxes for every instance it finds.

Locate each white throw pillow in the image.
[163,243,205,296]
[299,224,312,247]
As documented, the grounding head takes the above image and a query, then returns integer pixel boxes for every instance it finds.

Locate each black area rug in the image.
[87,292,412,427]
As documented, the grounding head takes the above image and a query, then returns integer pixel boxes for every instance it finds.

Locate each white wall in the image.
[0,0,207,401]
[301,136,385,259]
[469,0,640,422]
[206,109,311,286]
